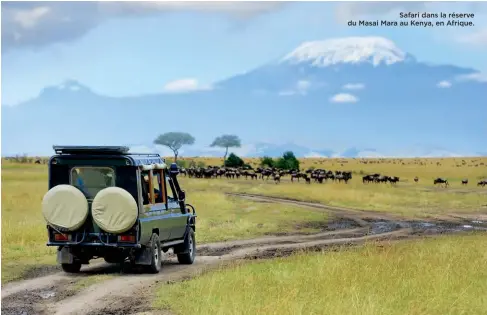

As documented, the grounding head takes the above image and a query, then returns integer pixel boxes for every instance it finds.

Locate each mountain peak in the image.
[280,36,413,67]
[38,79,93,99]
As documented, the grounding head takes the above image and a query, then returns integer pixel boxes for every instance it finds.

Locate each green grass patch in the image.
[186,191,328,243]
[154,234,487,315]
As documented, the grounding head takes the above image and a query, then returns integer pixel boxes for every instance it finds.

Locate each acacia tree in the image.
[154,132,195,162]
[210,134,241,163]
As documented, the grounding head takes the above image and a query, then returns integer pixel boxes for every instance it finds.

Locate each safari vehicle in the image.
[42,145,197,273]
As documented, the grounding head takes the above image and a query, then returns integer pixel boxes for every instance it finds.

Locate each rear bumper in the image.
[47,229,140,248]
[47,241,141,248]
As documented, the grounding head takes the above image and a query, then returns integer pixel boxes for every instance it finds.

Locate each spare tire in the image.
[42,184,89,231]
[92,187,138,234]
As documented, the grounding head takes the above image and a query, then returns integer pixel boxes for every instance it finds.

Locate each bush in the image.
[175,160,188,168]
[260,156,275,168]
[225,153,244,168]
[275,151,300,170]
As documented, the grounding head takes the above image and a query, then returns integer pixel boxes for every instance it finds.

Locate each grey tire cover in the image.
[92,187,138,234]
[42,184,89,231]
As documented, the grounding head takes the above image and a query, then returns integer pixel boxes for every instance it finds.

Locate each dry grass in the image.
[2,157,486,282]
[154,233,487,315]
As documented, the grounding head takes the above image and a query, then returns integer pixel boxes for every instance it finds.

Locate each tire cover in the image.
[42,184,89,231]
[92,187,138,234]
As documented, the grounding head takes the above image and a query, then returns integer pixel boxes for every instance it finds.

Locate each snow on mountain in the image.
[280,36,412,67]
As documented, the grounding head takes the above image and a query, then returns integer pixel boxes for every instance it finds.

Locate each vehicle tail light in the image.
[54,233,71,241]
[118,235,136,242]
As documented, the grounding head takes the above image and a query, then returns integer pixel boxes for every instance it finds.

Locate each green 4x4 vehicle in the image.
[42,146,197,273]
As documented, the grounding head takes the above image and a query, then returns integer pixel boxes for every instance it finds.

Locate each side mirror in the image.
[179,190,186,201]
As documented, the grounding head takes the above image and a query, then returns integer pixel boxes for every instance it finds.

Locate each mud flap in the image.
[134,246,152,265]
[57,247,74,264]
[173,227,191,254]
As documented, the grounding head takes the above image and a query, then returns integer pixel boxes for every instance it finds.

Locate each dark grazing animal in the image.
[433,178,449,187]
[388,176,399,184]
[461,179,468,185]
[273,174,281,184]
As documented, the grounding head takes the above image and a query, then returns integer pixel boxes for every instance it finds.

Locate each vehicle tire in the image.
[146,233,162,273]
[61,262,82,273]
[177,228,196,265]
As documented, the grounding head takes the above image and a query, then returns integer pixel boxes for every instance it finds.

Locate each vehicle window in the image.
[166,176,176,200]
[141,171,150,205]
[152,170,164,203]
[71,167,115,199]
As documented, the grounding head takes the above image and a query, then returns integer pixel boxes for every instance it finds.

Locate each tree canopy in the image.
[275,151,300,170]
[153,132,195,162]
[210,134,241,161]
[260,156,275,168]
[225,153,245,167]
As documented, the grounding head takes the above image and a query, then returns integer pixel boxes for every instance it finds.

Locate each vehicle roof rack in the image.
[53,145,130,155]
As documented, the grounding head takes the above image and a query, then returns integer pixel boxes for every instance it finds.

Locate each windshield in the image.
[70,167,115,199]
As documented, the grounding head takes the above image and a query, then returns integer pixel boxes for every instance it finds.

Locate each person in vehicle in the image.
[142,173,162,203]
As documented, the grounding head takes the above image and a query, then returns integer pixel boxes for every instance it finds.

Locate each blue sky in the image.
[2,1,487,105]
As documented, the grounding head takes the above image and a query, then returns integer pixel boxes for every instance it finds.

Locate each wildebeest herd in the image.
[182,166,353,184]
[179,165,487,188]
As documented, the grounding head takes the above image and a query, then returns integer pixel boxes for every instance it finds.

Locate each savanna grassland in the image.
[2,156,487,315]
[155,234,487,315]
[179,156,487,216]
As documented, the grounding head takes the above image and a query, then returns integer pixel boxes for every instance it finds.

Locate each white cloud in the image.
[296,80,311,94]
[342,83,365,90]
[455,72,487,83]
[278,90,296,96]
[12,6,51,29]
[162,78,212,93]
[100,2,284,18]
[436,80,452,88]
[278,80,311,96]
[330,93,358,103]
[456,28,487,47]
[304,151,328,158]
[2,2,285,51]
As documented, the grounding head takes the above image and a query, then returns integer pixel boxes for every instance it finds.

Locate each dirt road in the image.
[2,193,486,315]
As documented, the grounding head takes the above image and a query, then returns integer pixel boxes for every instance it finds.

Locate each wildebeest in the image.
[478,180,487,187]
[414,176,419,183]
[336,171,352,184]
[362,174,376,184]
[273,173,281,184]
[433,178,449,187]
[461,179,468,185]
[388,176,399,184]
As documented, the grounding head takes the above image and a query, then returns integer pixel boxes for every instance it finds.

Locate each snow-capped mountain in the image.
[280,36,413,67]
[2,36,486,157]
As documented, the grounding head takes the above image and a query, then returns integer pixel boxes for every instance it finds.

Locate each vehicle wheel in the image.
[177,228,196,265]
[61,262,82,273]
[147,233,162,273]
